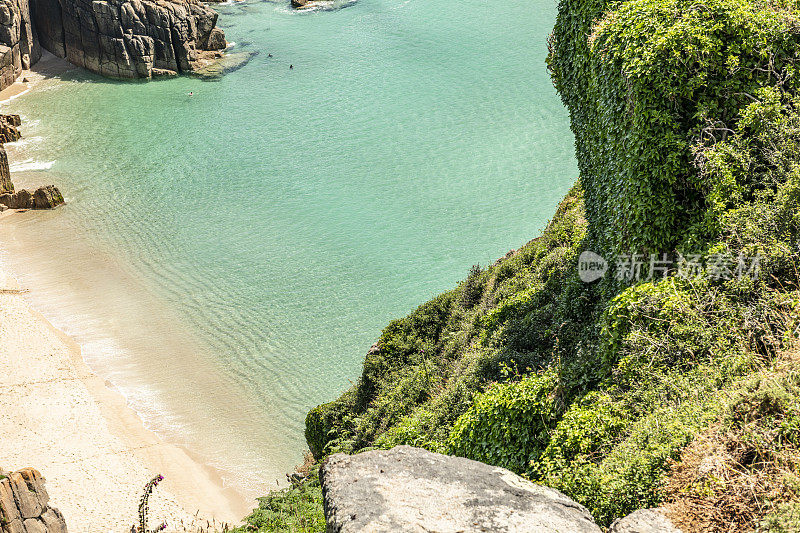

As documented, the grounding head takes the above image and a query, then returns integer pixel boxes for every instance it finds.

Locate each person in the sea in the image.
[289,64,293,70]
[268,53,273,58]
[188,91,194,96]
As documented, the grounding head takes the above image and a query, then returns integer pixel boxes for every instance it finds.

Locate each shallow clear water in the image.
[0,0,576,501]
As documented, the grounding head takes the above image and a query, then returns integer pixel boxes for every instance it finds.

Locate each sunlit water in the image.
[0,0,576,502]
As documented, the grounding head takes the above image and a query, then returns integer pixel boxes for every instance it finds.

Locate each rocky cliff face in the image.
[30,0,225,78]
[0,0,225,85]
[0,468,68,533]
[0,0,41,89]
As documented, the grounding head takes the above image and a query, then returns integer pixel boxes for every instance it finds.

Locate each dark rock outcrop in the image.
[30,0,226,78]
[0,115,18,193]
[0,115,16,195]
[0,0,41,90]
[0,468,68,533]
[0,115,64,210]
[32,184,63,208]
[0,114,21,143]
[320,445,603,533]
[205,26,224,51]
[0,185,63,208]
[608,508,683,533]
[0,146,12,194]
[0,187,32,208]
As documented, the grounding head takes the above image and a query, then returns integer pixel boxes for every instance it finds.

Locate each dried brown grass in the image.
[662,351,800,532]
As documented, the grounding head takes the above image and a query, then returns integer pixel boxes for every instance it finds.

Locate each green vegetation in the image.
[664,352,800,531]
[243,0,800,530]
[236,468,325,533]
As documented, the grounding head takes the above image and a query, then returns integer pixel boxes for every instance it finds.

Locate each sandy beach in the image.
[0,239,250,531]
[0,54,252,532]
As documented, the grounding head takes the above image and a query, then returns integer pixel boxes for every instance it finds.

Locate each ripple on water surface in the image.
[0,0,577,499]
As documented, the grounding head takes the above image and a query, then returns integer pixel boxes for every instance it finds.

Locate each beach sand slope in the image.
[0,260,248,532]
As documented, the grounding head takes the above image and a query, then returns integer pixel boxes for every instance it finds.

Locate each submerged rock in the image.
[321,445,603,532]
[192,50,256,79]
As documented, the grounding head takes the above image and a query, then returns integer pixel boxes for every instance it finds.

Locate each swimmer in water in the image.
[289,64,293,69]
[188,91,194,96]
[268,53,273,57]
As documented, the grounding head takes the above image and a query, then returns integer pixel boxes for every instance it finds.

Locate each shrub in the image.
[238,469,325,533]
[447,369,559,473]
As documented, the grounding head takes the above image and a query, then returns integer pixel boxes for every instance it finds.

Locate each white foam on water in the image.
[6,136,44,147]
[9,159,55,172]
[0,86,31,104]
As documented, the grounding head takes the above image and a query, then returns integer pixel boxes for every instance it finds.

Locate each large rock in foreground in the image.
[31,0,225,78]
[320,445,602,533]
[0,468,68,533]
[608,508,683,533]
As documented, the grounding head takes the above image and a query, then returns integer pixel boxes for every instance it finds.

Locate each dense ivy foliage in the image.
[550,0,800,256]
[264,0,800,529]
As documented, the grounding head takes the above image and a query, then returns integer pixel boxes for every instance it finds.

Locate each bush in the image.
[237,469,325,533]
[448,369,559,473]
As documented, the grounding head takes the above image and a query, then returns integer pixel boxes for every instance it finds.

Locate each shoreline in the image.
[0,210,252,530]
[0,51,72,104]
[0,58,254,530]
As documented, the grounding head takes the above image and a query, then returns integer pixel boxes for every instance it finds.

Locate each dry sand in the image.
[0,252,251,531]
[0,50,73,103]
[0,55,254,532]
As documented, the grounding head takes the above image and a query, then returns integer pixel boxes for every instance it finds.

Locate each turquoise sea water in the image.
[0,0,576,501]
